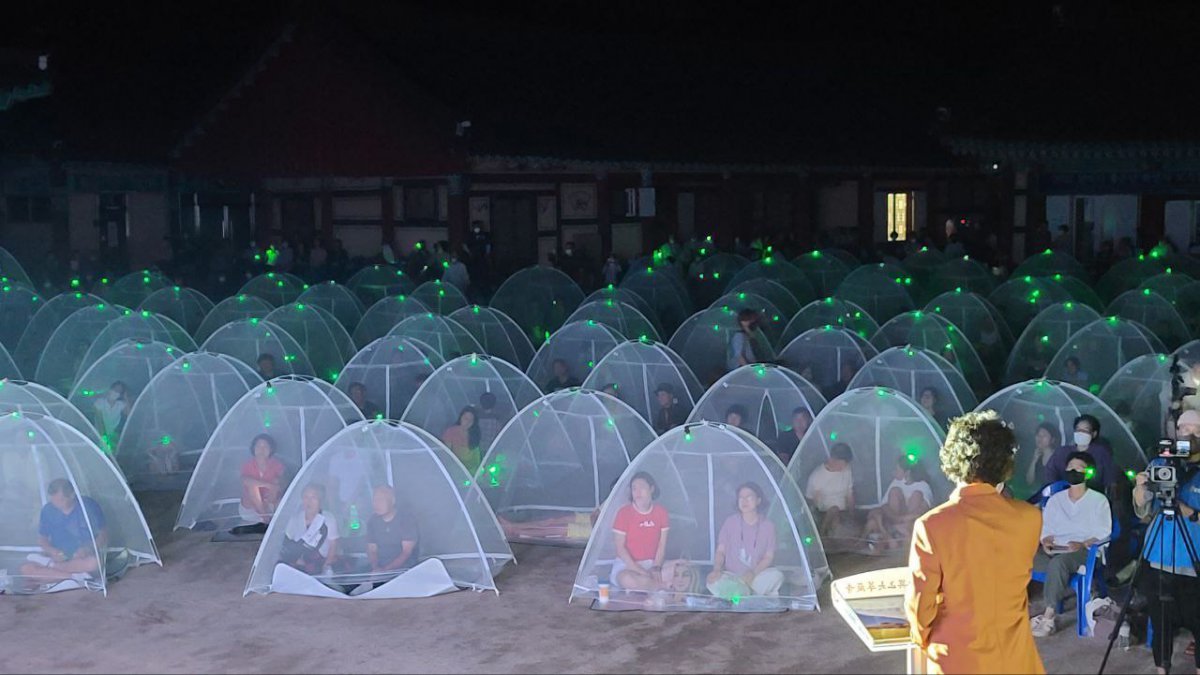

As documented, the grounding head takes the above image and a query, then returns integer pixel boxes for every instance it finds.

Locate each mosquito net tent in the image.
[410,280,468,316]
[835,266,916,322]
[988,276,1073,332]
[583,287,662,335]
[176,376,364,531]
[448,306,536,370]
[402,354,542,473]
[200,318,315,379]
[870,311,992,399]
[0,245,32,287]
[1096,256,1173,303]
[336,336,444,421]
[790,250,852,298]
[667,306,777,388]
[95,269,171,310]
[478,389,656,547]
[1013,249,1090,282]
[346,265,413,307]
[386,313,482,362]
[243,420,513,599]
[1044,274,1105,312]
[527,320,623,394]
[1003,301,1101,385]
[777,327,877,401]
[927,256,998,297]
[0,379,104,449]
[352,294,431,348]
[848,346,977,426]
[780,297,878,345]
[565,300,661,342]
[724,259,816,309]
[688,252,751,306]
[1099,353,1174,449]
[0,283,43,351]
[0,342,19,381]
[0,412,160,595]
[74,311,196,385]
[195,294,274,344]
[786,387,950,554]
[14,292,104,375]
[490,266,585,346]
[708,292,788,347]
[976,379,1146,500]
[1044,317,1165,395]
[925,290,1013,379]
[238,272,308,306]
[138,286,215,336]
[68,340,183,452]
[570,422,829,611]
[35,303,130,395]
[1175,281,1200,338]
[686,364,827,463]
[1138,272,1195,305]
[113,353,261,490]
[297,282,367,331]
[621,266,694,336]
[1177,340,1200,366]
[264,303,356,383]
[581,340,703,431]
[1106,289,1192,350]
[901,247,947,293]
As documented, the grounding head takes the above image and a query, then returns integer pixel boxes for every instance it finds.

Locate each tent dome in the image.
[195,294,274,344]
[448,306,536,371]
[336,336,444,420]
[527,320,624,393]
[490,266,584,347]
[777,327,877,401]
[200,318,315,378]
[582,340,703,431]
[848,346,977,426]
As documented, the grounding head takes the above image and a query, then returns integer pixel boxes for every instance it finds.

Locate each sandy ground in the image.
[0,492,1176,674]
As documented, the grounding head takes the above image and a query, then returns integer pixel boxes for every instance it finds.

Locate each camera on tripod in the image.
[1148,438,1192,500]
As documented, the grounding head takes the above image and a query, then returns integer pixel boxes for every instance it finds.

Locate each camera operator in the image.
[1132,410,1200,674]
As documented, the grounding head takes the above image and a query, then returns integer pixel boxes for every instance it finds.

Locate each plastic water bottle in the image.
[1118,621,1131,651]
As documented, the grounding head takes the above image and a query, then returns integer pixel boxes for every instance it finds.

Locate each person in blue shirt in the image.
[1132,410,1200,674]
[19,478,107,586]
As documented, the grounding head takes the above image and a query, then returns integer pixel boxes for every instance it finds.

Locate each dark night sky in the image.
[5,1,1200,163]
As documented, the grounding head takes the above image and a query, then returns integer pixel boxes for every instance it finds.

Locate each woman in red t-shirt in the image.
[238,434,286,531]
[610,471,670,590]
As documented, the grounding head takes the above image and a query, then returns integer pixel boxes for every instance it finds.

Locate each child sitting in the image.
[805,443,855,537]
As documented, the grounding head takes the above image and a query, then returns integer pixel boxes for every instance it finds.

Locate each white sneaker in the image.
[1031,614,1057,637]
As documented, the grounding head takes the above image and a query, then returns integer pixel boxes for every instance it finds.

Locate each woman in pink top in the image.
[706,482,783,599]
[235,434,286,534]
[441,406,481,473]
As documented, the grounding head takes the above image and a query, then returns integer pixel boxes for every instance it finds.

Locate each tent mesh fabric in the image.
[0,379,105,449]
[708,292,788,347]
[621,268,694,337]
[0,283,43,351]
[1044,318,1165,395]
[490,266,585,347]
[776,327,877,401]
[14,292,104,375]
[688,252,751,306]
[724,259,816,308]
[790,250,852,298]
[527,321,624,393]
[566,300,661,342]
[835,266,915,322]
[448,306,536,371]
[927,257,997,297]
[74,311,196,385]
[925,290,1013,379]
[1003,301,1102,385]
[1099,353,1174,449]
[848,346,977,426]
[1013,249,1090,281]
[581,340,704,429]
[780,298,878,346]
[35,303,131,395]
[336,336,444,420]
[297,282,367,331]
[346,265,413,307]
[0,245,32,287]
[667,307,776,388]
[1106,290,1192,351]
[68,339,183,452]
[411,280,469,316]
[138,286,215,336]
[200,318,315,378]
[195,294,274,344]
[870,311,992,399]
[264,304,356,382]
[96,270,171,310]
[387,314,482,362]
[353,295,431,348]
[238,272,308,306]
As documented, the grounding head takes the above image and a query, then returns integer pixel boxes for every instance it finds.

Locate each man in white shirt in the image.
[1031,451,1112,637]
[805,443,855,536]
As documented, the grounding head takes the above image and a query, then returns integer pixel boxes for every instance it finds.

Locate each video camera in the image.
[1148,438,1194,500]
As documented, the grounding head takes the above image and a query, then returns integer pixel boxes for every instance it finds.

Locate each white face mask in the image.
[1073,431,1092,447]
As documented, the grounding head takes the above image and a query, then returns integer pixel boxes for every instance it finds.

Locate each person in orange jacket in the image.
[905,410,1045,674]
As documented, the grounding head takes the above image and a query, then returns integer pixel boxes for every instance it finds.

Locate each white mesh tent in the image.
[1003,301,1102,385]
[36,303,130,395]
[786,387,951,550]
[448,306,536,371]
[689,252,751,306]
[527,320,623,393]
[571,422,829,611]
[686,364,827,460]
[0,379,104,449]
[565,300,661,342]
[411,280,469,315]
[708,292,788,347]
[835,265,916,322]
[900,246,947,293]
[1044,317,1165,395]
[176,376,364,531]
[14,291,104,375]
[777,327,877,401]
[1099,354,1174,449]
[1013,249,1090,281]
[201,318,315,378]
[403,355,542,473]
[138,286,215,336]
[264,303,356,383]
[926,256,998,297]
[0,283,42,351]
[74,311,196,385]
[1178,340,1200,365]
[1107,289,1192,350]
[667,306,777,388]
[195,294,274,344]
[68,340,183,452]
[723,258,816,308]
[336,336,444,421]
[238,272,307,306]
[1138,271,1196,305]
[490,266,585,347]
[583,286,662,336]
[1045,274,1105,312]
[346,264,413,307]
[113,353,261,490]
[620,266,694,337]
[989,276,1074,336]
[581,340,704,429]
[352,294,430,348]
[976,380,1145,500]
[297,282,367,331]
[726,279,802,318]
[479,389,656,547]
[821,248,861,267]
[387,313,482,362]
[848,346,977,426]
[780,297,878,345]
[0,412,160,595]
[1095,255,1188,303]
[0,341,18,381]
[791,250,852,297]
[1175,281,1200,337]
[95,269,171,310]
[924,290,1013,379]
[244,420,513,598]
[0,244,32,287]
[870,311,992,399]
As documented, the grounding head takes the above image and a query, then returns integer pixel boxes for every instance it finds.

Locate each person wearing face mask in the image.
[1029,451,1112,637]
[1044,415,1116,490]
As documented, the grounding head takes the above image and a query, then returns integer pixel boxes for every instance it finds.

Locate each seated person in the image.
[772,407,812,465]
[1030,451,1112,637]
[706,482,784,600]
[1044,414,1115,490]
[279,483,340,575]
[611,472,670,591]
[598,382,621,401]
[145,432,180,475]
[545,358,580,393]
[441,406,482,473]
[348,382,383,420]
[918,387,947,427]
[19,479,106,587]
[651,383,686,435]
[257,353,277,380]
[723,404,748,430]
[366,485,419,576]
[862,457,933,552]
[805,443,855,537]
[476,392,504,450]
[232,434,285,535]
[1022,422,1061,498]
[1061,356,1089,389]
[92,381,128,451]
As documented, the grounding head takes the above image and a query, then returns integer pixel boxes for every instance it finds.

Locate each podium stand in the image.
[831,567,927,675]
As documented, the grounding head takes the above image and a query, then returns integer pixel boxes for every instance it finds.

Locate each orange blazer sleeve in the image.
[906,516,940,648]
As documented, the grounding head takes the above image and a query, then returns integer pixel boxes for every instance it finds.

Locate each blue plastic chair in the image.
[1031,481,1119,637]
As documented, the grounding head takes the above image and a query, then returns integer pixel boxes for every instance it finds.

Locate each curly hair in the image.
[940,410,1016,486]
